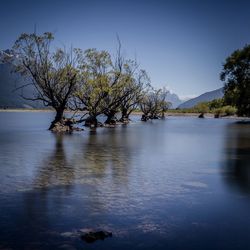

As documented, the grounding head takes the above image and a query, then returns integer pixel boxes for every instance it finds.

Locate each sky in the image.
[1,0,250,99]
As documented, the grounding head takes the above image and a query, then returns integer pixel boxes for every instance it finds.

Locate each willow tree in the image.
[140,93,152,121]
[10,32,79,130]
[101,44,128,125]
[102,73,129,124]
[100,56,150,124]
[74,48,112,127]
[75,44,138,126]
[157,87,171,118]
[140,88,170,121]
[119,68,151,122]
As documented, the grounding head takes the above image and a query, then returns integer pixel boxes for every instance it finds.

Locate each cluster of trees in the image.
[174,98,237,117]
[140,88,171,121]
[193,99,237,117]
[9,31,249,131]
[7,32,171,131]
[221,44,250,117]
[174,41,250,119]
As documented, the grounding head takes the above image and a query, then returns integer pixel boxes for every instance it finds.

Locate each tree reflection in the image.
[223,122,250,193]
[33,133,75,189]
[80,127,133,188]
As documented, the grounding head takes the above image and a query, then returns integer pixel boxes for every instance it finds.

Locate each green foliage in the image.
[175,98,237,117]
[74,48,113,117]
[6,32,171,127]
[224,105,237,116]
[221,44,250,117]
[208,98,224,110]
[214,105,237,117]
[74,47,151,125]
[140,87,171,119]
[193,102,209,114]
[10,32,79,121]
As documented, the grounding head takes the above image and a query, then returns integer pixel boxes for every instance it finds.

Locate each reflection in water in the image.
[0,128,135,249]
[223,123,250,193]
[81,128,132,186]
[32,129,132,190]
[34,134,75,189]
[2,114,250,249]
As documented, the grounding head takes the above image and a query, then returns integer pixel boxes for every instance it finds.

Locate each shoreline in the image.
[0,108,54,112]
[0,109,205,116]
[0,108,249,120]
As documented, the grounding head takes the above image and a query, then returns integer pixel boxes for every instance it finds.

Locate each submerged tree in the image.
[10,32,79,130]
[74,48,112,127]
[220,44,250,117]
[74,45,126,126]
[102,56,151,124]
[100,43,130,125]
[7,32,167,131]
[119,67,151,122]
[140,88,170,121]
[74,43,150,126]
[156,87,171,118]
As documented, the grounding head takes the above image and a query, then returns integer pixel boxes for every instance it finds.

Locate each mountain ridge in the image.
[178,88,224,109]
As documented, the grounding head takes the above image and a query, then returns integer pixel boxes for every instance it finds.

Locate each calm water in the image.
[0,112,250,250]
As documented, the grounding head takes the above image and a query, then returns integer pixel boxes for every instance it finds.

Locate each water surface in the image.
[0,112,250,250]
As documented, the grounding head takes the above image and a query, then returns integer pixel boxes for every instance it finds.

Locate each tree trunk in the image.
[141,114,149,121]
[119,108,130,123]
[85,115,98,127]
[122,108,128,118]
[198,113,204,118]
[49,108,64,130]
[105,112,117,125]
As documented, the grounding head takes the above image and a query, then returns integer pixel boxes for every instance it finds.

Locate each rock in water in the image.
[50,118,83,132]
[81,231,112,243]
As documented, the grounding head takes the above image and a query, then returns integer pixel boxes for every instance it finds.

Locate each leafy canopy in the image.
[220,44,250,117]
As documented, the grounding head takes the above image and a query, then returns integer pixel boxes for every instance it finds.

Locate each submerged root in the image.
[50,118,83,133]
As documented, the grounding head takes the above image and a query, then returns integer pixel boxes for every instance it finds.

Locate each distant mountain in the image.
[0,60,43,109]
[178,88,224,109]
[167,92,183,108]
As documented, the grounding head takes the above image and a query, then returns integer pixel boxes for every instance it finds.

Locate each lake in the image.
[0,112,250,250]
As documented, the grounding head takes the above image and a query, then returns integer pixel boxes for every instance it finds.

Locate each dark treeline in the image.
[221,44,250,117]
[6,32,171,131]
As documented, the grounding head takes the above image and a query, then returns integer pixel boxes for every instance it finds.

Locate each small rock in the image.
[72,127,84,131]
[81,231,112,243]
[198,113,204,118]
[141,114,149,121]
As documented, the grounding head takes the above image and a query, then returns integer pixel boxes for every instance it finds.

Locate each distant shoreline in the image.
[0,108,249,119]
[0,108,202,115]
[0,108,54,112]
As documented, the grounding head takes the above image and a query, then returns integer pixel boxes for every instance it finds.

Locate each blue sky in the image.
[1,0,250,99]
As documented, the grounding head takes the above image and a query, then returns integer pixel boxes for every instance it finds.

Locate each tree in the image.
[140,87,170,121]
[140,92,152,121]
[102,59,149,124]
[220,44,250,117]
[10,32,79,130]
[194,102,209,118]
[157,87,171,118]
[75,43,150,126]
[100,43,129,125]
[208,98,224,110]
[74,41,125,126]
[119,68,151,122]
[74,48,113,127]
